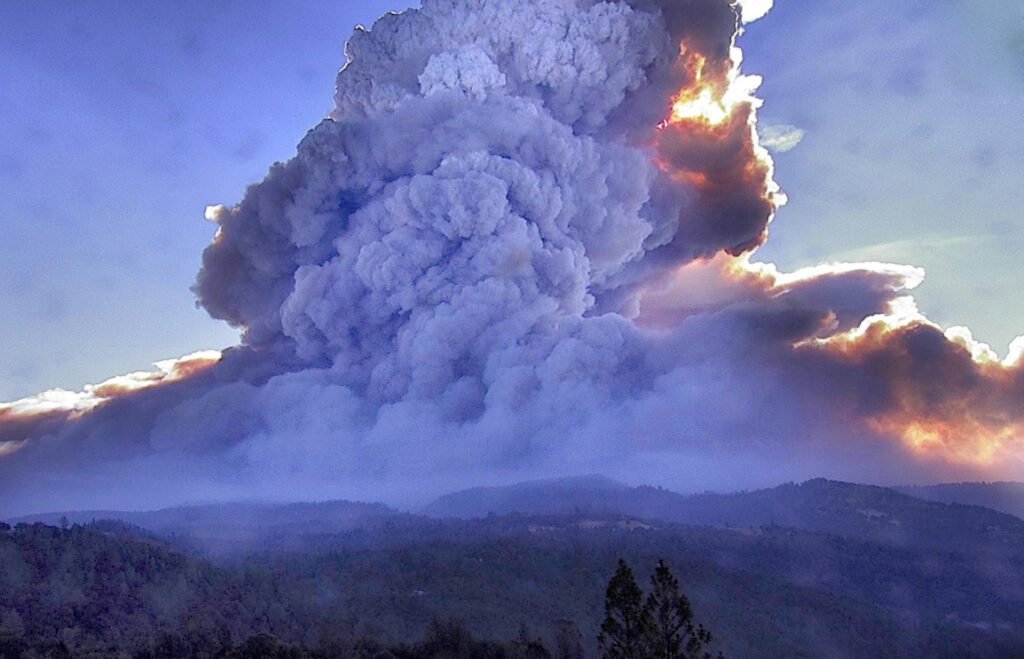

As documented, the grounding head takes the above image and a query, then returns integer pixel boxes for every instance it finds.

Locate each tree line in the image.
[131,558,719,659]
[0,519,719,658]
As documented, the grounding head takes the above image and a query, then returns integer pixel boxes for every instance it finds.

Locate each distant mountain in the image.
[8,499,397,555]
[896,482,1024,520]
[17,477,1024,559]
[423,477,1024,555]
[421,474,630,518]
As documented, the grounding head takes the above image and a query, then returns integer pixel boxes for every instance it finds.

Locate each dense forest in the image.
[4,479,1024,657]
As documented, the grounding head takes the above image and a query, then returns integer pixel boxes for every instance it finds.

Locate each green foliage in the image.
[645,560,713,659]
[3,497,1024,658]
[598,559,651,659]
[598,559,717,659]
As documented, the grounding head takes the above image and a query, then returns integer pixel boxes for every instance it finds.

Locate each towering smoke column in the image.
[1,0,1021,516]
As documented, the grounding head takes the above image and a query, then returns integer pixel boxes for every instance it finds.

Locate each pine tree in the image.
[598,559,651,659]
[644,560,715,659]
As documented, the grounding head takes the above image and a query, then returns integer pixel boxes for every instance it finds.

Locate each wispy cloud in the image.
[759,124,804,152]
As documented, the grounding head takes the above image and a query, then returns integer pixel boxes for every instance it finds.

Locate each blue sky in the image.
[1,0,1021,401]
[0,0,399,400]
[744,1,1024,348]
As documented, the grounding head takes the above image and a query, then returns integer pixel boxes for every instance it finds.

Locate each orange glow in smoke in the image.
[0,350,223,423]
[651,40,782,228]
[649,40,1021,475]
[869,417,1020,468]
[810,313,1024,468]
[662,54,730,127]
[658,47,761,130]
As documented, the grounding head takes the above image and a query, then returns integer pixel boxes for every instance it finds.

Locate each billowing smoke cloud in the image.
[1,0,1021,516]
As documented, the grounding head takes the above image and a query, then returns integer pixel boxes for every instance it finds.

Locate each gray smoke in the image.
[1,0,1021,517]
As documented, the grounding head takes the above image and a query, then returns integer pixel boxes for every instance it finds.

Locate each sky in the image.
[0,0,399,401]
[743,0,1024,352]
[1,1,1021,403]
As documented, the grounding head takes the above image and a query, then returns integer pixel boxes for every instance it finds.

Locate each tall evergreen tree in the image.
[598,559,651,659]
[644,560,714,659]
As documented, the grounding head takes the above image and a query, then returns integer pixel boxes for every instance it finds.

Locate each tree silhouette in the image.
[600,559,721,659]
[598,559,651,659]
[645,559,714,659]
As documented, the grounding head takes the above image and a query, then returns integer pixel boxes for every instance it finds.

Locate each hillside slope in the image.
[424,477,1024,556]
[897,482,1024,520]
[9,500,397,556]
[3,514,1024,658]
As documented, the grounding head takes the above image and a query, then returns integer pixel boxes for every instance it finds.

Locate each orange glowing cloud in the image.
[649,40,782,260]
[805,311,1024,469]
[869,418,1021,468]
[642,32,1024,474]
[637,239,1024,473]
[659,46,762,130]
[0,350,223,457]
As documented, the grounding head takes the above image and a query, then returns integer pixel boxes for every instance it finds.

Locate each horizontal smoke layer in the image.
[1,0,1021,516]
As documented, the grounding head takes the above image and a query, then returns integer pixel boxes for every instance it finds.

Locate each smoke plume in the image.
[1,0,1021,516]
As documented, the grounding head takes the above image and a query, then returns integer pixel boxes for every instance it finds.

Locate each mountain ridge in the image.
[13,476,1024,560]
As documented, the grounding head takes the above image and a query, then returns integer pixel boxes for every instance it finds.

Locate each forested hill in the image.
[4,499,1024,657]
[896,482,1024,520]
[420,475,631,518]
[10,500,397,556]
[0,520,556,658]
[0,521,292,657]
[423,477,1024,555]
[15,478,1024,560]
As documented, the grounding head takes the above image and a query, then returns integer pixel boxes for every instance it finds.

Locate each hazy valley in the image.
[4,477,1024,657]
